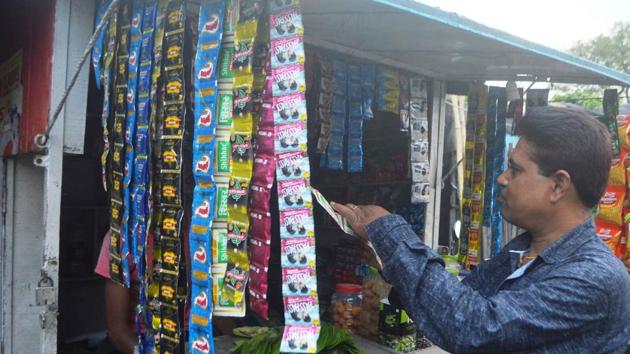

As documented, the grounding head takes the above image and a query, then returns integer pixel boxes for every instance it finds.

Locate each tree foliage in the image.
[551,91,602,112]
[570,22,630,75]
[552,22,630,110]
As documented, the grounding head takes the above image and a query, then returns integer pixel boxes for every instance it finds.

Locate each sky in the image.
[416,0,630,51]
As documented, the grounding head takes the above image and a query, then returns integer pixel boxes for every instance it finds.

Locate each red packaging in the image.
[249,236,271,265]
[259,103,274,127]
[249,261,269,294]
[249,210,272,242]
[251,154,275,188]
[249,184,271,211]
[249,287,269,320]
[597,185,625,226]
[256,128,274,156]
[595,219,622,252]
[608,149,627,186]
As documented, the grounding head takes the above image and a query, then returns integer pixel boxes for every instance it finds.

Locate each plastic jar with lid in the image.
[330,283,362,332]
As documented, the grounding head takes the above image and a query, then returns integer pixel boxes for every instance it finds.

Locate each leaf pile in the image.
[230,323,364,354]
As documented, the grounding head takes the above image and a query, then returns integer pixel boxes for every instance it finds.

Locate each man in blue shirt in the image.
[333,107,630,353]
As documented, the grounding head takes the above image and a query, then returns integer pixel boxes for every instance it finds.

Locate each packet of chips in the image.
[252,154,275,188]
[232,76,255,132]
[270,6,304,40]
[275,121,307,153]
[249,183,271,211]
[273,92,307,124]
[282,267,317,296]
[277,150,310,181]
[270,0,301,12]
[249,210,272,243]
[280,208,315,238]
[221,262,250,304]
[595,219,622,253]
[280,325,320,353]
[249,237,271,267]
[278,178,313,210]
[249,261,269,294]
[226,219,249,257]
[256,127,275,155]
[281,237,316,267]
[271,35,305,68]
[284,296,320,326]
[230,132,254,178]
[212,226,228,264]
[609,149,628,186]
[249,287,270,320]
[214,179,229,222]
[227,176,250,218]
[597,185,625,226]
[272,63,306,96]
[232,20,258,76]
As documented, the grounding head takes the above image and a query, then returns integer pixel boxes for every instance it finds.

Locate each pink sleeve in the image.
[94,232,111,279]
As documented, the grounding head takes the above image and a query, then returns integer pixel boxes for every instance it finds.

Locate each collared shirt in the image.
[367,215,630,353]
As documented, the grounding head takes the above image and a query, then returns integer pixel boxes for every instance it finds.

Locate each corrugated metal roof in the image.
[302,0,630,86]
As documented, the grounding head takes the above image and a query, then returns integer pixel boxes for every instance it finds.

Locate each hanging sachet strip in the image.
[144,1,168,351]
[130,1,158,352]
[99,2,118,192]
[409,77,430,204]
[490,89,506,257]
[152,0,187,351]
[464,84,488,270]
[210,0,236,319]
[247,17,273,320]
[93,0,113,90]
[132,0,156,269]
[121,0,145,286]
[268,1,321,352]
[347,64,363,172]
[188,1,225,352]
[219,2,263,315]
[109,0,132,287]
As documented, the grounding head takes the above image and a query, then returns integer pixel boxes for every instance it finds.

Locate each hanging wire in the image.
[34,0,121,149]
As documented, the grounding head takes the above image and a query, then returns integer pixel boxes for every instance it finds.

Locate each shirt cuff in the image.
[366,214,419,261]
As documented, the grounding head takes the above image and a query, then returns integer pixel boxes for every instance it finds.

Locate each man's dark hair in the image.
[518,106,612,208]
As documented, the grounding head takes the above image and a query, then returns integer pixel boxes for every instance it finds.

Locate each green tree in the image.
[551,91,602,112]
[552,21,630,109]
[571,22,630,76]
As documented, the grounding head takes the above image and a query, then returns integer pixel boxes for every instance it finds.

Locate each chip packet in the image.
[281,237,316,267]
[278,178,313,210]
[280,208,315,238]
[282,267,317,296]
[280,325,320,353]
[595,219,622,253]
[284,296,320,326]
[597,185,625,226]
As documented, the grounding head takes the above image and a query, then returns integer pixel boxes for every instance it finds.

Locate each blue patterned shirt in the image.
[367,215,630,353]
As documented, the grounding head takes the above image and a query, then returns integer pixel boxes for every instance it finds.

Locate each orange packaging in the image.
[595,219,622,253]
[608,149,628,186]
[597,185,626,226]
[617,115,630,150]
[625,211,630,268]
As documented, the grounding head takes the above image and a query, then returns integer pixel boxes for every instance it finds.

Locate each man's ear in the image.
[550,170,572,203]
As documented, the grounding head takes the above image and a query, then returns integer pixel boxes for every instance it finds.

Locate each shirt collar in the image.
[513,217,595,264]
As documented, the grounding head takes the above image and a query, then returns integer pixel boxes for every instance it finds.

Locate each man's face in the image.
[497,138,554,230]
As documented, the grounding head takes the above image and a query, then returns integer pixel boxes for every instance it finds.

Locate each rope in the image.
[35,0,121,148]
